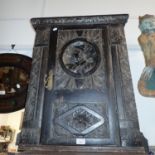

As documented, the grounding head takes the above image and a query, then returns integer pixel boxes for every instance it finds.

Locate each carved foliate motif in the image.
[52,98,109,139]
[55,105,104,135]
[110,26,125,44]
[54,29,106,90]
[60,38,100,78]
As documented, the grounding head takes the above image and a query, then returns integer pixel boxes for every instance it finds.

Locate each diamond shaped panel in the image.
[55,105,104,135]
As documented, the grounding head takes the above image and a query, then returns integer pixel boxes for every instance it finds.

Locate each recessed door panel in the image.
[41,28,119,146]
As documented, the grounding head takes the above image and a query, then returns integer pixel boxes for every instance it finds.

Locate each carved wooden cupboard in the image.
[17,14,147,154]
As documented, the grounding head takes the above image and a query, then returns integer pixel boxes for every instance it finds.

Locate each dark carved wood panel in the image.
[52,99,109,139]
[24,47,44,121]
[17,15,147,154]
[15,145,146,155]
[54,29,106,90]
[41,27,119,146]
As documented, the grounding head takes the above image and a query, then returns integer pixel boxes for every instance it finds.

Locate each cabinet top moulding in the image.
[31,14,129,27]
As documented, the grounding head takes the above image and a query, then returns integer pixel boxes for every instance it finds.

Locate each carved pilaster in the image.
[109,25,147,149]
[17,27,50,144]
[35,27,51,46]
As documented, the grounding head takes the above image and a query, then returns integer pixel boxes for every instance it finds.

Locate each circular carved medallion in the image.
[60,39,100,77]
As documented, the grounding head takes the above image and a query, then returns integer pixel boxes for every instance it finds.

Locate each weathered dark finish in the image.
[31,14,128,27]
[0,53,32,113]
[17,14,147,154]
[39,27,120,146]
[14,146,146,155]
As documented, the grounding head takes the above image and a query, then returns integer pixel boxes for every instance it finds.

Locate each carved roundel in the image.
[59,38,101,78]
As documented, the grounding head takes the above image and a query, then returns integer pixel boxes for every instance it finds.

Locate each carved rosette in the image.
[138,15,155,97]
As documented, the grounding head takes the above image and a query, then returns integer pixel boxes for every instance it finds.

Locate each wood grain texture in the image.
[17,14,148,154]
[13,145,146,155]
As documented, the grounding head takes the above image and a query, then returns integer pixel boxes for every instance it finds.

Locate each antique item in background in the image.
[138,14,155,97]
[0,125,15,152]
[0,54,32,113]
[17,14,148,155]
